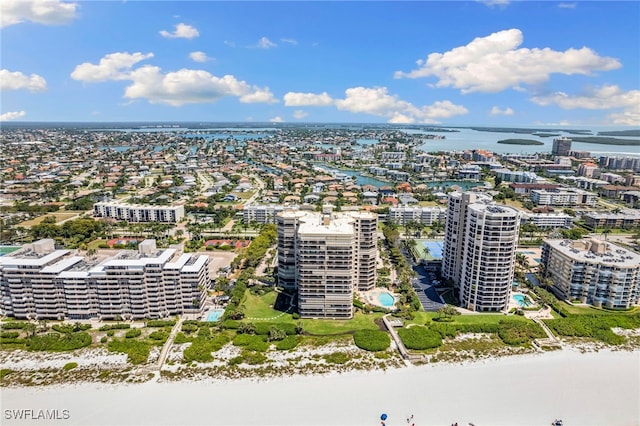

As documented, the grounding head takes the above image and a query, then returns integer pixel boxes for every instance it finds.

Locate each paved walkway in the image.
[154,317,184,372]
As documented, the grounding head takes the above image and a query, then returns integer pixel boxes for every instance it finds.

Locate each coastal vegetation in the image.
[569,136,640,146]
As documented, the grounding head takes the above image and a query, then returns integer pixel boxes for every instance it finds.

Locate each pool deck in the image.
[359,288,399,310]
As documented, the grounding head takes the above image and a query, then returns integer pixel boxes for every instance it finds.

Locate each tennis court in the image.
[414,240,444,261]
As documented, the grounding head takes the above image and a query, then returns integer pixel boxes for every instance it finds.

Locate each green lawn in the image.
[242,291,292,322]
[408,311,531,326]
[241,291,383,334]
[301,312,383,335]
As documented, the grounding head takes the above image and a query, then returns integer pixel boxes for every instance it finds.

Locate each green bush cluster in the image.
[398,326,442,350]
[323,352,349,364]
[145,320,176,328]
[149,330,168,342]
[174,332,192,344]
[353,329,390,351]
[496,320,546,345]
[545,314,640,345]
[275,335,301,350]
[0,331,20,339]
[181,323,199,334]
[52,323,91,333]
[221,320,240,330]
[98,323,130,331]
[183,334,229,363]
[63,362,78,371]
[26,332,92,351]
[233,334,269,352]
[108,339,151,364]
[125,329,142,338]
[254,322,296,336]
[1,322,30,329]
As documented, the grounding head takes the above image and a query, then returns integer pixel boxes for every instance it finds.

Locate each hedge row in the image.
[353,329,390,352]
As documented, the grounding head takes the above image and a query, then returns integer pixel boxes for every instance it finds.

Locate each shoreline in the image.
[2,348,638,426]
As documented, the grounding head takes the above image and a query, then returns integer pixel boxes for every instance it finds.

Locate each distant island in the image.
[532,133,560,138]
[497,139,545,145]
[468,126,592,135]
[570,136,640,146]
[597,130,640,137]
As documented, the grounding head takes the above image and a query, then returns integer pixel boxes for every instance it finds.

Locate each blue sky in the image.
[1,1,639,127]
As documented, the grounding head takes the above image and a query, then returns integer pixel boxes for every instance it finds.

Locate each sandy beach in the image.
[1,348,638,426]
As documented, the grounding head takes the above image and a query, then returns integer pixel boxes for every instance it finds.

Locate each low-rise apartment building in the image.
[93,202,184,223]
[0,239,209,320]
[388,206,446,226]
[530,188,598,207]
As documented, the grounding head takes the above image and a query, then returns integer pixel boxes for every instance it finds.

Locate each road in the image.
[401,246,445,311]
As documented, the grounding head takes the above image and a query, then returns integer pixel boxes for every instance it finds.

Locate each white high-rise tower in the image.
[442,192,520,312]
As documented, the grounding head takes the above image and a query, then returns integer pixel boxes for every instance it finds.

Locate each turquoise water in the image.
[512,294,532,307]
[206,310,224,322]
[424,180,484,191]
[378,292,395,307]
[0,246,21,256]
[316,165,390,188]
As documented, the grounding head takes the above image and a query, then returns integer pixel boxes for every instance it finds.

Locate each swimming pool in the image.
[378,292,396,308]
[206,309,224,322]
[512,294,532,307]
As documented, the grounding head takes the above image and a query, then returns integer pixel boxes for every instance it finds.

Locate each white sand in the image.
[1,349,638,426]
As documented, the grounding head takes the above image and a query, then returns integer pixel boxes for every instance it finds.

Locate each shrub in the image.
[63,362,78,371]
[353,329,390,351]
[100,336,108,343]
[323,352,349,364]
[106,330,115,337]
[108,339,150,365]
[0,331,20,339]
[183,334,229,363]
[292,313,300,320]
[125,329,142,339]
[233,334,269,352]
[1,322,30,330]
[241,350,267,365]
[221,320,240,330]
[544,314,640,345]
[146,320,176,328]
[99,323,130,331]
[26,332,92,351]
[174,332,192,344]
[148,330,168,343]
[497,320,545,345]
[275,335,301,350]
[181,323,198,334]
[254,322,296,336]
[398,326,442,350]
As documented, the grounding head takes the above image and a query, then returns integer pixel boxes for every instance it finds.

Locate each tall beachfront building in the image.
[552,137,572,157]
[442,192,520,312]
[541,238,640,309]
[0,239,209,320]
[276,207,377,319]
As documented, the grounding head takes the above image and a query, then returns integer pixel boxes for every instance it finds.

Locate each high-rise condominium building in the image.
[0,239,209,320]
[442,192,520,312]
[541,239,639,309]
[552,137,572,157]
[276,208,377,319]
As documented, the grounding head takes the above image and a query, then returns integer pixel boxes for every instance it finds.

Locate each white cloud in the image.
[224,40,236,47]
[558,3,577,9]
[269,116,284,123]
[0,111,26,121]
[280,38,298,45]
[189,51,211,63]
[531,85,640,126]
[71,52,154,82]
[70,52,277,106]
[257,37,277,49]
[477,0,510,7]
[123,67,277,106]
[395,29,621,93]
[293,110,308,119]
[159,23,199,39]
[284,87,467,124]
[489,106,514,116]
[1,0,78,27]
[0,69,47,92]
[284,92,334,106]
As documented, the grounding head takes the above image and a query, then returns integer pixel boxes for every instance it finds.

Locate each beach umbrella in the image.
[380,413,388,421]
